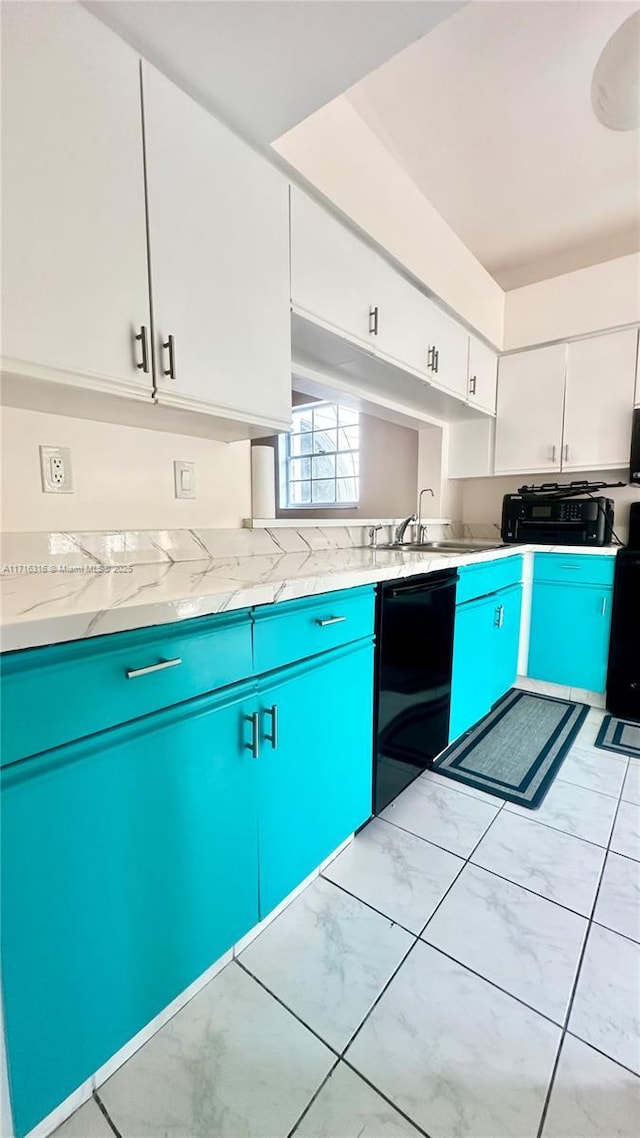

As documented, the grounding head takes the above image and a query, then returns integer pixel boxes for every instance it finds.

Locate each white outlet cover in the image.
[174,460,195,499]
[39,446,73,493]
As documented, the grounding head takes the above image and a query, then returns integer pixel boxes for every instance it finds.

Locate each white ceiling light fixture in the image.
[591,9,640,131]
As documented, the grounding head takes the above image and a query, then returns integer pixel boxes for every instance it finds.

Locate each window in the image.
[279,403,360,508]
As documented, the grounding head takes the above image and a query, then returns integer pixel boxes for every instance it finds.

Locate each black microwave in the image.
[631,407,640,486]
[501,495,615,546]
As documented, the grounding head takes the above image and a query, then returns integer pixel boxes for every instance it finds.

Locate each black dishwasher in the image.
[374,570,458,813]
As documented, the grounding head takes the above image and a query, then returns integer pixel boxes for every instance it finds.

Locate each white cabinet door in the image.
[468,336,498,414]
[372,264,431,377]
[425,302,469,398]
[1,3,151,397]
[494,345,566,475]
[143,63,291,429]
[448,419,495,479]
[563,329,638,471]
[290,188,382,351]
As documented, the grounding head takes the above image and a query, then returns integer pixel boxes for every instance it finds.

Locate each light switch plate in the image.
[174,460,195,499]
[40,446,73,493]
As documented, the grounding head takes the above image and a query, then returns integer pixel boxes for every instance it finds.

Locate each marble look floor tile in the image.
[506,779,618,847]
[569,924,640,1075]
[622,760,640,806]
[323,818,463,934]
[421,864,586,1023]
[294,1063,423,1138]
[611,801,640,862]
[346,940,560,1138]
[380,778,499,858]
[418,766,501,805]
[593,852,640,942]
[239,876,412,1051]
[99,961,333,1138]
[471,810,605,916]
[542,1034,640,1138]
[573,708,606,751]
[557,744,627,798]
[52,1099,114,1138]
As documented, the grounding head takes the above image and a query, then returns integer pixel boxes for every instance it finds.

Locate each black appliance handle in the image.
[388,576,459,599]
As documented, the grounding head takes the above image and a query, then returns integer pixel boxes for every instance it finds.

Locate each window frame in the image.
[278,401,361,510]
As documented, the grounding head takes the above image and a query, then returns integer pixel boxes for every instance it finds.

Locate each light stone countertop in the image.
[0,526,620,653]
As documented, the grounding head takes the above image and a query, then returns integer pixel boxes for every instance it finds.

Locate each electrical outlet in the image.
[40,446,73,493]
[174,460,195,499]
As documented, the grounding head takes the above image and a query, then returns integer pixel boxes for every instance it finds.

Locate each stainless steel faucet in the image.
[417,487,435,542]
[394,514,417,543]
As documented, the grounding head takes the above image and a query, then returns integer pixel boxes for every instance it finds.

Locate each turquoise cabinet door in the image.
[490,584,523,707]
[257,640,374,917]
[528,581,612,693]
[450,594,496,741]
[1,684,259,1138]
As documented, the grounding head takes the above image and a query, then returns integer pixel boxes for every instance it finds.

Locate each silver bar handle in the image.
[264,705,278,750]
[315,616,347,627]
[368,306,379,335]
[549,444,557,462]
[244,712,259,759]
[469,375,477,396]
[494,605,504,629]
[601,596,607,617]
[563,443,569,462]
[561,565,581,570]
[126,657,182,679]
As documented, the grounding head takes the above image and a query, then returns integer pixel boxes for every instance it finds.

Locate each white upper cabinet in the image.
[371,266,432,377]
[142,63,291,430]
[424,302,469,399]
[563,329,638,471]
[467,336,498,414]
[290,187,381,351]
[494,344,566,475]
[1,2,151,398]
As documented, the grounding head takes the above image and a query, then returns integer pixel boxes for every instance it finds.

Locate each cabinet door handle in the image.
[244,711,260,759]
[162,334,176,379]
[427,346,434,371]
[601,596,608,617]
[369,306,379,336]
[563,443,570,462]
[135,325,149,373]
[433,348,439,374]
[315,616,347,627]
[126,657,182,679]
[264,704,278,750]
[469,375,477,396]
[494,605,504,629]
[549,444,557,463]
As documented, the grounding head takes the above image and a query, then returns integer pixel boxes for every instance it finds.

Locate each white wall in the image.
[275,97,505,348]
[504,253,640,349]
[461,471,639,544]
[0,407,251,532]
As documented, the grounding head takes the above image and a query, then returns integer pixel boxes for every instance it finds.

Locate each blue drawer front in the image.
[456,555,523,605]
[533,553,615,587]
[0,610,253,766]
[252,586,375,674]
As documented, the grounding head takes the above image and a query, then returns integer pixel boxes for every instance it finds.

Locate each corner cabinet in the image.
[528,554,615,693]
[141,63,291,432]
[1,2,152,400]
[1,589,375,1138]
[562,328,638,472]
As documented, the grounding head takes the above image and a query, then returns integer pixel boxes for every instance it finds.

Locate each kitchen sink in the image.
[378,539,508,553]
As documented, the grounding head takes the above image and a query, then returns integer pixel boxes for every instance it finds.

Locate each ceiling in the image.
[85,0,464,147]
[345,0,640,289]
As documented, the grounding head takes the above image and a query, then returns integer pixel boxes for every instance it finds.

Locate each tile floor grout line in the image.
[340,1056,436,1138]
[467,857,602,921]
[338,933,421,1058]
[534,777,631,1138]
[562,1028,640,1080]
[285,1058,341,1138]
[590,917,640,946]
[233,958,342,1059]
[555,774,626,801]
[92,1090,123,1138]
[318,874,420,938]
[379,814,500,864]
[501,807,615,851]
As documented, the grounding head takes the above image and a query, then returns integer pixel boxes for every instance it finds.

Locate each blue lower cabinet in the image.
[1,683,260,1138]
[528,581,612,693]
[450,584,523,742]
[256,639,374,917]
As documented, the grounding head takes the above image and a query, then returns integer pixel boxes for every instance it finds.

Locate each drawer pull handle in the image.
[315,616,347,627]
[264,705,278,750]
[244,711,260,759]
[601,596,607,617]
[126,657,182,679]
[560,565,581,570]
